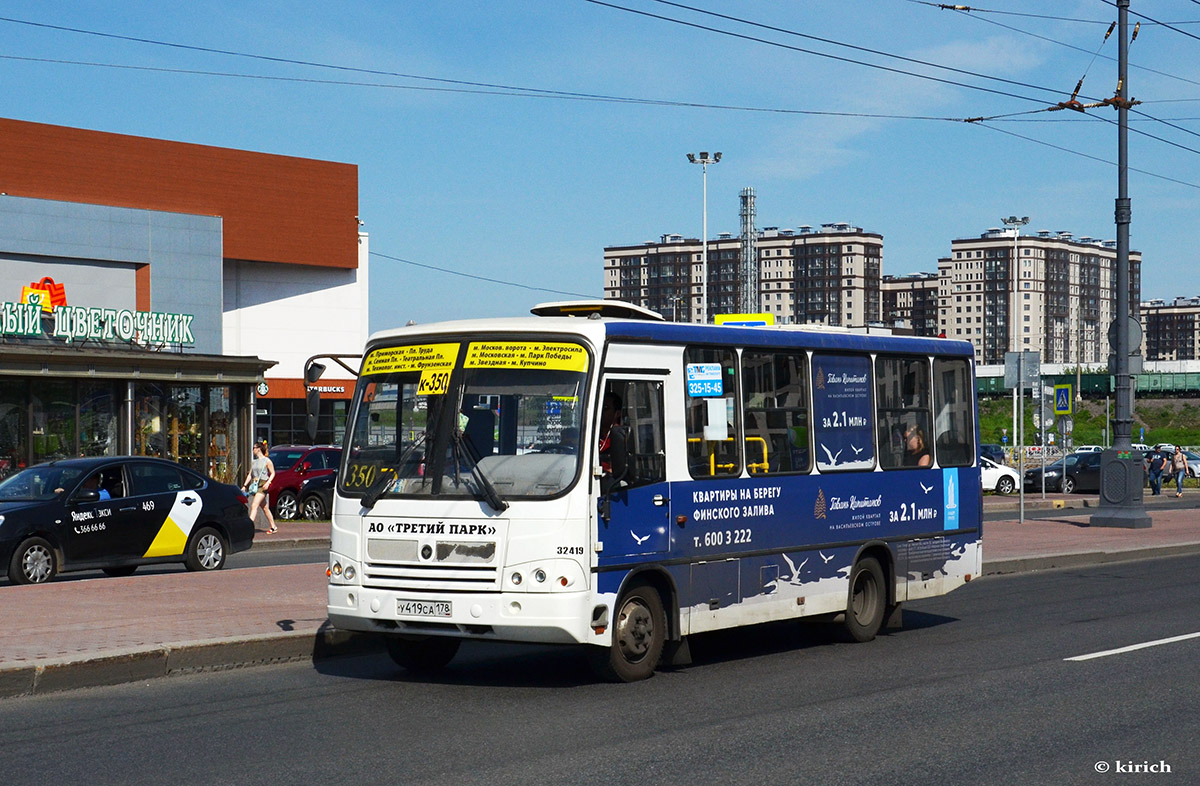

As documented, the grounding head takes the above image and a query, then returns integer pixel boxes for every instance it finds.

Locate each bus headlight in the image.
[329,555,360,585]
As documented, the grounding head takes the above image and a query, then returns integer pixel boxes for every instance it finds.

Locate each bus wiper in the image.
[360,470,397,511]
[454,429,509,513]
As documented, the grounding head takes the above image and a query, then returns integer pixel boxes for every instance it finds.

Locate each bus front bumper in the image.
[327,584,607,646]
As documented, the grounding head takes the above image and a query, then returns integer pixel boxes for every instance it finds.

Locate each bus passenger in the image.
[598,392,623,474]
[903,424,932,468]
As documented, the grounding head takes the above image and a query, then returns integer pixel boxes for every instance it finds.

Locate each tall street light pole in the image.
[1002,214,1029,485]
[687,151,721,323]
[1092,0,1150,528]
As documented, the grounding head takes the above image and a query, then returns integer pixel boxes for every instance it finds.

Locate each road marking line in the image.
[1065,632,1200,662]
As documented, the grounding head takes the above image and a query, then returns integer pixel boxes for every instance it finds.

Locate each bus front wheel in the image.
[844,557,886,642]
[385,635,461,674]
[591,584,666,682]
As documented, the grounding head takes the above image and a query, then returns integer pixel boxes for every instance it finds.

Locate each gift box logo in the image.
[20,276,67,312]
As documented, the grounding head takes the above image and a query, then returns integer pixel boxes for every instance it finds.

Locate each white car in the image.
[1074,445,1103,453]
[981,456,1019,494]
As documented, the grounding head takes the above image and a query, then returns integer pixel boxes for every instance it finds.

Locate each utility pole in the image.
[1092,0,1151,528]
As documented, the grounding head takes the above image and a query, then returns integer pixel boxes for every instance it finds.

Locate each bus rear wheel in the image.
[385,635,461,674]
[844,557,886,642]
[590,584,665,682]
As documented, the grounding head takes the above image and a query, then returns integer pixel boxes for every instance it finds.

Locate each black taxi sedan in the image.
[1,457,254,585]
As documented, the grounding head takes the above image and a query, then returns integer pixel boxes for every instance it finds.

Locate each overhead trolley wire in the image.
[370,252,596,299]
[975,121,1200,190]
[580,0,1060,107]
[1096,0,1200,43]
[0,54,966,121]
[3,12,1199,187]
[644,0,1068,98]
[909,1,1200,89]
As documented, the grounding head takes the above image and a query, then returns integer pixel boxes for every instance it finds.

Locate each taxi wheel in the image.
[185,527,227,572]
[8,537,57,585]
[301,494,326,520]
[275,491,299,521]
[385,635,461,674]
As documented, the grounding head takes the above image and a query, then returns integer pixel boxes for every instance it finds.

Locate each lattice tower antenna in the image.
[739,187,758,313]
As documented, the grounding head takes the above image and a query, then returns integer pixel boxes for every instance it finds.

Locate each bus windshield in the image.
[341,339,590,503]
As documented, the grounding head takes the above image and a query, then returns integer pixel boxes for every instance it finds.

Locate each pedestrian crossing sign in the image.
[1054,384,1072,415]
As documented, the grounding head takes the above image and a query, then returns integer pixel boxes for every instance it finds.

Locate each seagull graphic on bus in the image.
[920,482,934,494]
[819,444,843,466]
[630,530,650,546]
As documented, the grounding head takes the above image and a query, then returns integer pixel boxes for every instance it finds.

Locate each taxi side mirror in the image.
[73,488,101,504]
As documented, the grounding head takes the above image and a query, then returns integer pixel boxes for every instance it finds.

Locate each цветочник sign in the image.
[2,276,195,345]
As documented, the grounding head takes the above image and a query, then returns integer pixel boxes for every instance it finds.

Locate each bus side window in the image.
[876,356,932,470]
[742,350,810,474]
[933,358,974,467]
[684,347,741,479]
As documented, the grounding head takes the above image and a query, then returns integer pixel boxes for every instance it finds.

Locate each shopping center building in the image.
[0,117,367,482]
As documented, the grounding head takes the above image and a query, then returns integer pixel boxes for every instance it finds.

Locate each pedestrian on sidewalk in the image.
[242,440,277,533]
[1170,445,1188,498]
[1149,449,1167,495]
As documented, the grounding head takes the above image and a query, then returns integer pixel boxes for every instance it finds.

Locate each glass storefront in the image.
[31,379,76,463]
[80,381,120,457]
[0,378,27,477]
[257,398,347,447]
[208,386,238,484]
[0,376,256,482]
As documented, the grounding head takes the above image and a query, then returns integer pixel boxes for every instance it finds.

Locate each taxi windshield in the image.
[341,338,590,502]
[0,465,85,501]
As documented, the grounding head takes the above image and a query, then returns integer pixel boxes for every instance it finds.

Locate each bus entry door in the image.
[597,378,669,557]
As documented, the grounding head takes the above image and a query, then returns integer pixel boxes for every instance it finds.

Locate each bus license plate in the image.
[397,599,452,618]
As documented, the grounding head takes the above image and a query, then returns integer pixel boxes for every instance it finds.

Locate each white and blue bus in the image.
[326,301,981,681]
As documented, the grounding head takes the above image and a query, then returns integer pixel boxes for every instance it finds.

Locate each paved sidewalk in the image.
[2,503,1198,698]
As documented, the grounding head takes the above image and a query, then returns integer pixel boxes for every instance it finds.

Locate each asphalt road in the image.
[1,553,1196,785]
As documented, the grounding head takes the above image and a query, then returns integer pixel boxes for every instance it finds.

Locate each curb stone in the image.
[0,627,381,699]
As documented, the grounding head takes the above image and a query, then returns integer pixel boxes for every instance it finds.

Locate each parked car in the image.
[266,445,342,521]
[0,457,253,585]
[298,471,337,520]
[1023,451,1102,494]
[980,456,1019,494]
[979,443,1006,466]
[1073,445,1103,454]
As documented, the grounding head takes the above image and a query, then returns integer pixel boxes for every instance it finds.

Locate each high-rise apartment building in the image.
[604,222,882,326]
[939,228,1141,365]
[1142,297,1200,361]
[881,273,940,336]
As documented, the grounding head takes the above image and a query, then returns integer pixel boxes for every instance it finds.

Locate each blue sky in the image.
[3,1,1198,332]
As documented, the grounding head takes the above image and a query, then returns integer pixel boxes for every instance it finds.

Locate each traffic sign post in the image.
[1054,384,1072,415]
